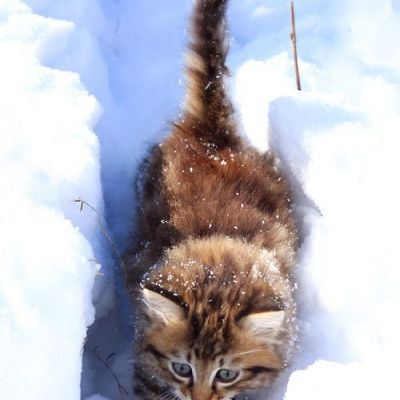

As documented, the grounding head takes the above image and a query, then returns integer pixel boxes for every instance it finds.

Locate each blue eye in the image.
[171,362,192,378]
[216,369,239,383]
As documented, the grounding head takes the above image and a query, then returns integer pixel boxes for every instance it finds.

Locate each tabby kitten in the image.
[124,0,298,399]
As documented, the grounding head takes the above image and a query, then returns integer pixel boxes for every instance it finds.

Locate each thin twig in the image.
[290,1,302,90]
[74,198,126,272]
[93,347,129,400]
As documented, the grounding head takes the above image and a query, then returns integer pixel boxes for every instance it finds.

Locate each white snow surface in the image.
[1,0,400,399]
[0,0,109,399]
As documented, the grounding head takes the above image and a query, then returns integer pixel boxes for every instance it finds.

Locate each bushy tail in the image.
[182,0,239,148]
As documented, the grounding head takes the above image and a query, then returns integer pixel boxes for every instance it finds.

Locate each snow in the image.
[269,92,400,399]
[1,0,400,399]
[86,395,111,400]
[285,360,392,399]
[0,0,108,399]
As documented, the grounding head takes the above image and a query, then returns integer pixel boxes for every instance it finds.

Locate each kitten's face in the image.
[137,288,287,400]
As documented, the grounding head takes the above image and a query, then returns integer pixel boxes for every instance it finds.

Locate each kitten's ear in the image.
[240,310,285,339]
[142,288,185,325]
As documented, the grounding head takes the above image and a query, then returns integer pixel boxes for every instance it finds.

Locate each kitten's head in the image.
[135,237,295,400]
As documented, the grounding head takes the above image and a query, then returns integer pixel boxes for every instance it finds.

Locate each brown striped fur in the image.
[124,0,298,399]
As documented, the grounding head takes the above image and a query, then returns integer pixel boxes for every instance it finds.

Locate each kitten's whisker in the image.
[167,390,181,400]
[157,389,180,400]
[156,391,169,400]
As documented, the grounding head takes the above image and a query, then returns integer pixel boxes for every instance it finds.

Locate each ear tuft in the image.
[142,288,185,325]
[240,310,285,338]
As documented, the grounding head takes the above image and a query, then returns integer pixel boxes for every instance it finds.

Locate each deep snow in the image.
[1,0,400,399]
[0,0,108,399]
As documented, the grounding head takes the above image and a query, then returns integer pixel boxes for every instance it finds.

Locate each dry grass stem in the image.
[93,347,129,400]
[290,1,302,90]
[74,198,126,272]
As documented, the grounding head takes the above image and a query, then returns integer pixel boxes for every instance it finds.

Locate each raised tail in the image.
[182,0,239,149]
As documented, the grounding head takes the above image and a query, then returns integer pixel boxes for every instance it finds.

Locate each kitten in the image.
[124,0,298,399]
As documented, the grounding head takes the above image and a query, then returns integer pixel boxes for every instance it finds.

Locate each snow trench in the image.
[2,1,400,400]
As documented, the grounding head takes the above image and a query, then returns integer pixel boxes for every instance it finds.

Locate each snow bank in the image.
[233,1,400,398]
[269,91,400,399]
[0,0,106,398]
[285,360,396,399]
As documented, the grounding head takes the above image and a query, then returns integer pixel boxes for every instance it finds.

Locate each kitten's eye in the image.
[171,362,192,378]
[215,369,240,383]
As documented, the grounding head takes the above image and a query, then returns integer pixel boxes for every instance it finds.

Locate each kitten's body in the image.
[125,1,298,399]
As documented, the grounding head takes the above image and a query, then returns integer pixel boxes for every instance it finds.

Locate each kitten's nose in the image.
[192,386,216,400]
